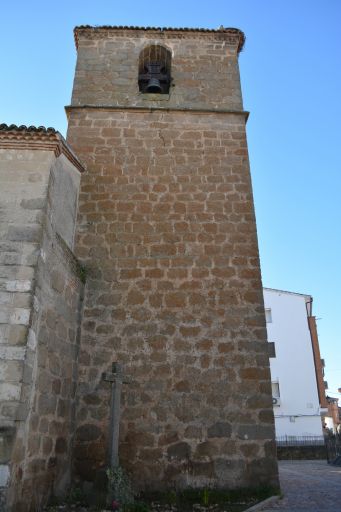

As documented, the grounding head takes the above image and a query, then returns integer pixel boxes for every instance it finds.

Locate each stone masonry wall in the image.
[8,222,84,511]
[0,149,54,505]
[72,27,244,111]
[67,26,278,493]
[277,445,327,460]
[67,106,278,491]
[0,144,84,511]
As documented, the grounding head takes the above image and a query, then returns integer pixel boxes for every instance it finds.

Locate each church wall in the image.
[8,215,84,511]
[67,102,278,490]
[0,24,280,507]
[0,144,84,511]
[0,149,54,508]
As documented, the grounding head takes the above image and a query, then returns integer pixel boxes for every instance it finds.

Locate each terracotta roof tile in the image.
[74,24,242,33]
[0,123,57,134]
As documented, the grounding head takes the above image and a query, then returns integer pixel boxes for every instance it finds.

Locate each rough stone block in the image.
[0,427,16,463]
[5,280,32,292]
[7,226,42,243]
[167,442,191,460]
[20,198,45,210]
[0,383,21,401]
[0,346,26,360]
[207,422,232,438]
[9,308,31,326]
[0,465,10,487]
[237,425,275,441]
[7,325,28,346]
[0,361,23,381]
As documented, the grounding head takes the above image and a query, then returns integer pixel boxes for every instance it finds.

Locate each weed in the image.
[107,466,135,509]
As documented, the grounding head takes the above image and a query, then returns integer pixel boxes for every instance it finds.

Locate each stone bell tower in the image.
[67,25,279,492]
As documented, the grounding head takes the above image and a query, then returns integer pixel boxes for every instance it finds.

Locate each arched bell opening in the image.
[138,45,171,94]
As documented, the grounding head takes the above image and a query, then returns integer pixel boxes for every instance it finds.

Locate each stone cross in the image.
[102,362,130,468]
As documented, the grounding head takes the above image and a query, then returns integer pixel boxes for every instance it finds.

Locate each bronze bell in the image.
[145,77,162,93]
[139,60,170,94]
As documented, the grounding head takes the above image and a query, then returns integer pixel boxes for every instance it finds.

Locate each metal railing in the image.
[325,435,341,462]
[276,435,325,446]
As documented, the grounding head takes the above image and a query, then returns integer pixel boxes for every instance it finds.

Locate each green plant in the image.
[166,489,177,505]
[78,264,87,284]
[65,486,85,504]
[125,502,150,512]
[46,495,60,506]
[202,488,210,506]
[107,465,135,509]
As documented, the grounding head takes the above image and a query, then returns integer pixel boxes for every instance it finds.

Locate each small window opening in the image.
[265,308,272,323]
[268,341,276,358]
[271,382,280,398]
[138,45,171,94]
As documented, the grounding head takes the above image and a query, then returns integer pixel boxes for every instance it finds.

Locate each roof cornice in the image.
[263,287,312,301]
[73,25,245,53]
[0,124,85,173]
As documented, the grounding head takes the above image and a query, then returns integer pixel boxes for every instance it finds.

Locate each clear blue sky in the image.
[1,1,340,395]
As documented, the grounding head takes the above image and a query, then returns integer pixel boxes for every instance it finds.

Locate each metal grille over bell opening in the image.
[138,45,171,94]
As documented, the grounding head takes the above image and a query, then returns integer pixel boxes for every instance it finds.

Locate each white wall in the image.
[263,288,323,437]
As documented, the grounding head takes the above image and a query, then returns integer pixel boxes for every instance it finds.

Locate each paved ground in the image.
[43,460,341,511]
[262,460,341,511]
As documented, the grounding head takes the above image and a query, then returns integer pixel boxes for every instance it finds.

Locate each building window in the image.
[272,381,280,406]
[271,382,280,398]
[265,308,272,323]
[138,44,171,94]
[268,341,276,358]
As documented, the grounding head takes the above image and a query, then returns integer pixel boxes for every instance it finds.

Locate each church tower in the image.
[67,25,278,491]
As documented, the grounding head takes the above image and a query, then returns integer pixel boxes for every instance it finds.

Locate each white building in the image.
[263,288,327,438]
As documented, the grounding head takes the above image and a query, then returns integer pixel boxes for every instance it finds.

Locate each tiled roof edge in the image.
[0,123,85,173]
[0,123,57,134]
[73,25,245,52]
